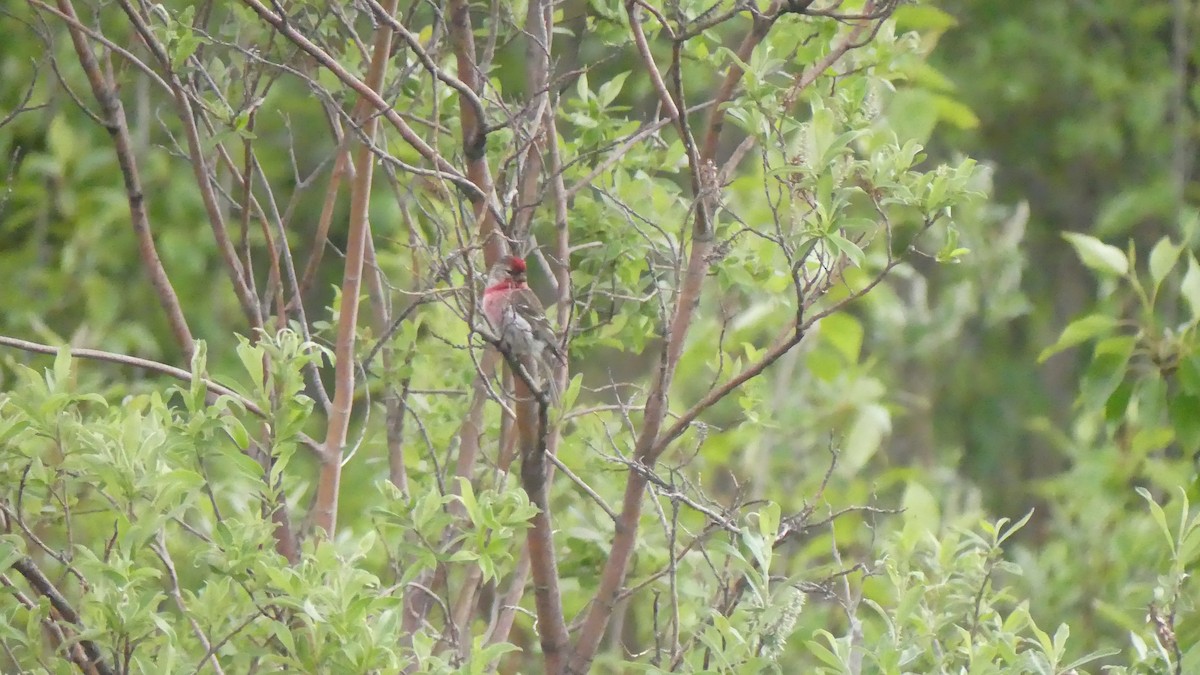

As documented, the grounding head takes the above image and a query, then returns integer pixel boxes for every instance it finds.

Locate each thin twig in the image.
[0,334,324,456]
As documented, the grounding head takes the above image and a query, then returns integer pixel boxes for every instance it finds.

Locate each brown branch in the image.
[362,236,412,496]
[361,0,488,125]
[12,557,114,675]
[488,345,567,674]
[299,145,351,295]
[403,0,510,641]
[625,0,679,122]
[150,534,225,675]
[114,0,264,331]
[441,0,561,648]
[54,0,194,360]
[484,316,574,665]
[483,93,576,670]
[566,4,825,669]
[651,323,804,459]
[28,0,171,93]
[697,5,779,165]
[511,2,568,672]
[0,572,97,674]
[517,389,567,674]
[0,334,325,456]
[313,0,400,537]
[445,0,504,257]
[238,0,488,206]
[511,2,571,667]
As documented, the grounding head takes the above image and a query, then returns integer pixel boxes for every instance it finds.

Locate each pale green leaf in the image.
[1182,254,1200,321]
[1038,314,1119,362]
[1148,236,1182,287]
[1062,232,1128,277]
[1136,486,1175,556]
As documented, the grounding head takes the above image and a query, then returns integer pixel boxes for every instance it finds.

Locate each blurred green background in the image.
[1,0,1199,671]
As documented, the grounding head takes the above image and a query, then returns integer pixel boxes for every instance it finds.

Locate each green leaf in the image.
[188,340,209,411]
[53,346,73,392]
[235,337,266,392]
[820,313,863,364]
[560,373,584,411]
[757,502,781,542]
[817,128,867,168]
[1182,643,1200,675]
[842,404,890,472]
[1062,232,1129,277]
[826,232,865,267]
[1148,236,1182,288]
[933,94,980,130]
[996,509,1035,546]
[1181,254,1200,321]
[806,634,846,668]
[892,4,958,32]
[740,527,770,578]
[1180,355,1200,395]
[1136,486,1175,556]
[0,534,25,571]
[1171,391,1200,449]
[597,71,630,107]
[1038,314,1119,362]
[1080,336,1134,412]
[457,477,479,523]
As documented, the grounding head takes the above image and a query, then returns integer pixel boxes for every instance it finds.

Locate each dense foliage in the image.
[0,0,1197,673]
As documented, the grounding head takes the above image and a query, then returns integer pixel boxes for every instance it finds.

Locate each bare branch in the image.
[115,0,265,331]
[625,0,679,122]
[313,0,401,537]
[54,0,195,359]
[238,0,490,206]
[11,557,114,675]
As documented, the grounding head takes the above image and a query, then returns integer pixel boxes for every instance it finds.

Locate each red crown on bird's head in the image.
[505,256,527,273]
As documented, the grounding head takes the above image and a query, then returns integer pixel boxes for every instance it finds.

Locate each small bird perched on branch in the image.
[481,255,564,397]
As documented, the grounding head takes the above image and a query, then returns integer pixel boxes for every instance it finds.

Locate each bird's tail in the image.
[542,364,562,404]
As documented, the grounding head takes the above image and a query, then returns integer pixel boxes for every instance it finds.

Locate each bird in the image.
[480,255,565,397]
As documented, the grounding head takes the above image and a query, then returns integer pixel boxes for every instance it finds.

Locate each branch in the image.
[361,0,489,127]
[299,144,351,295]
[28,0,171,93]
[12,557,114,675]
[567,3,845,668]
[238,0,490,206]
[403,0,512,640]
[625,0,679,122]
[651,323,804,459]
[0,572,97,674]
[496,347,568,675]
[114,0,264,331]
[54,0,195,360]
[444,0,505,259]
[313,0,400,537]
[482,53,576,671]
[0,334,324,456]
